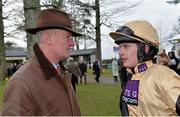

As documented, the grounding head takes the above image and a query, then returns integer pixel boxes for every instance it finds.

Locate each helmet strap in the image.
[137,42,146,63]
[137,42,158,63]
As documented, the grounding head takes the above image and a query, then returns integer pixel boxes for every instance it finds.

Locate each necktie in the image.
[56,64,61,72]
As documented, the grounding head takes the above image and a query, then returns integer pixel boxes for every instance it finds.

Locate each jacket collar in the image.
[127,60,153,74]
[33,43,58,80]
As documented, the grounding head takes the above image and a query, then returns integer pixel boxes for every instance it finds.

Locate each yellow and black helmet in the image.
[109,20,160,49]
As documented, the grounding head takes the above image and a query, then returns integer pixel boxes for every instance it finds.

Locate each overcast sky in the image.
[5,0,180,60]
[101,0,180,59]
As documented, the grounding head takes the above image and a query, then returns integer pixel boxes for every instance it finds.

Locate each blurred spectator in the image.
[168,51,179,74]
[112,58,119,83]
[177,48,180,75]
[7,63,14,77]
[78,59,87,84]
[67,57,82,93]
[118,58,123,83]
[7,62,22,77]
[156,48,170,66]
[93,59,100,83]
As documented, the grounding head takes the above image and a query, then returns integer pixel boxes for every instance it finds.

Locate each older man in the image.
[2,9,82,116]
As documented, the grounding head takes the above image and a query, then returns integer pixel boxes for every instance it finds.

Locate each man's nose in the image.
[118,48,124,57]
[69,39,75,47]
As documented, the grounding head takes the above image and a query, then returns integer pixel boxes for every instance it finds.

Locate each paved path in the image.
[81,75,120,85]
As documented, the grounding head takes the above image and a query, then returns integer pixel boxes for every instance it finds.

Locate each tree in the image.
[0,0,6,80]
[166,0,180,38]
[5,41,17,48]
[66,0,95,50]
[23,0,41,58]
[3,0,25,41]
[78,0,139,65]
[66,0,140,68]
[95,0,102,65]
[0,0,25,80]
[41,0,65,9]
[96,0,139,67]
[167,0,180,4]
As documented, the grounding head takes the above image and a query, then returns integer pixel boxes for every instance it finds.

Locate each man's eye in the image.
[124,45,128,48]
[120,45,127,48]
[120,45,130,50]
[67,36,73,40]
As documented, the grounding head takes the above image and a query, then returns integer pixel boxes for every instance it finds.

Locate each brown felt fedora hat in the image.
[25,9,82,36]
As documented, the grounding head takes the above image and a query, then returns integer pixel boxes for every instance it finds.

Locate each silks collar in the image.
[127,60,153,74]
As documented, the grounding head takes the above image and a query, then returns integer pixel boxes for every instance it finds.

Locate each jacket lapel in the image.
[33,43,58,79]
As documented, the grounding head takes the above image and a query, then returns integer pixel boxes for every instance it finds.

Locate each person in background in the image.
[168,51,179,74]
[93,59,100,83]
[78,59,87,84]
[67,57,82,93]
[112,58,119,83]
[7,63,14,77]
[109,20,180,116]
[177,48,180,75]
[2,9,82,116]
[156,48,170,66]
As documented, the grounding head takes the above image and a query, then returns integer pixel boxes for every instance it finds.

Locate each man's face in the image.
[51,29,75,61]
[118,43,139,68]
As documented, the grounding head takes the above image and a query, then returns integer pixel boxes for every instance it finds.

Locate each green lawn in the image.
[0,80,7,111]
[0,80,121,116]
[76,83,121,116]
[87,68,112,77]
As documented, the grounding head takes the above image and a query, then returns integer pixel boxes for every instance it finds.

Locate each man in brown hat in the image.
[109,20,180,116]
[2,9,82,116]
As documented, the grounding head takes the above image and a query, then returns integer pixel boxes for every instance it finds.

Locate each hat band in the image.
[115,35,139,45]
[37,23,72,29]
[116,26,134,35]
[116,26,158,48]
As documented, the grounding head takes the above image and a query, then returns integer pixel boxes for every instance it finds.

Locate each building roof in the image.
[70,48,96,56]
[5,47,27,57]
[5,47,96,57]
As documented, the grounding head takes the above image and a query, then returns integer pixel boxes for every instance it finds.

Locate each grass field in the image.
[0,80,7,111]
[87,68,112,76]
[77,83,121,116]
[0,76,121,115]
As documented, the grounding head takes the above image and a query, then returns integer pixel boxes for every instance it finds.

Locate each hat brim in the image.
[109,32,144,44]
[25,26,82,37]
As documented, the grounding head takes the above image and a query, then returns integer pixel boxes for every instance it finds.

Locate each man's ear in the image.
[43,31,53,45]
[145,44,150,54]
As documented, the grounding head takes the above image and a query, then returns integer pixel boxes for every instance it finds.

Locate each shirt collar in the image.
[52,63,60,69]
[127,60,153,74]
[33,43,59,79]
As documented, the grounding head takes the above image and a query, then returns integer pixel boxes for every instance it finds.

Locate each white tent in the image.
[168,34,180,43]
[168,34,180,55]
